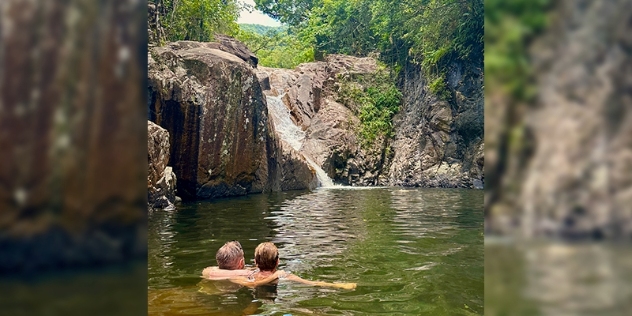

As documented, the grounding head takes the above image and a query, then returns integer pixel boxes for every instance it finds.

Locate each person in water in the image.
[247,242,356,290]
[202,240,253,279]
[202,241,356,289]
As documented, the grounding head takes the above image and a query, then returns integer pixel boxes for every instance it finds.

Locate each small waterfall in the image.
[266,94,335,187]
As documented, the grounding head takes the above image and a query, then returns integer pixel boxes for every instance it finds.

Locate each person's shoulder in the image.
[202,266,219,278]
[205,268,253,279]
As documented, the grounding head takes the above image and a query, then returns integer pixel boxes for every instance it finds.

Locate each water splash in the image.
[266,94,335,187]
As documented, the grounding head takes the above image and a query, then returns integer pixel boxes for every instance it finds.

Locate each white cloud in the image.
[237,0,282,27]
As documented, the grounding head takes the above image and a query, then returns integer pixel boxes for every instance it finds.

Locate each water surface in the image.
[148,187,483,315]
[485,239,632,316]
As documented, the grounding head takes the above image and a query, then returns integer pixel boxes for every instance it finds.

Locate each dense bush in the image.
[337,67,401,146]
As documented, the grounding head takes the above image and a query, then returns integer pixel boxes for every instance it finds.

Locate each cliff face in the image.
[148,41,315,200]
[516,0,632,238]
[0,0,147,272]
[388,62,484,188]
[484,0,632,239]
[148,41,275,200]
[258,55,484,188]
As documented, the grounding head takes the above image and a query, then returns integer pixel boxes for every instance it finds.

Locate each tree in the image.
[150,0,241,42]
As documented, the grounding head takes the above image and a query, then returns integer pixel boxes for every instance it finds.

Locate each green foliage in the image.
[485,0,551,101]
[255,0,316,26]
[404,0,483,98]
[235,28,314,68]
[152,0,241,42]
[337,68,401,146]
[429,76,450,100]
[302,0,377,57]
[253,0,483,99]
[239,24,287,36]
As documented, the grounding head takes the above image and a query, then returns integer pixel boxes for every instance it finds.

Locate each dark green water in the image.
[0,261,147,316]
[485,240,632,316]
[148,187,483,315]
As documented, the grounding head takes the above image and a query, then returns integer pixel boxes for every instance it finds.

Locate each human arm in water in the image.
[283,272,356,289]
[231,270,357,289]
[227,271,284,288]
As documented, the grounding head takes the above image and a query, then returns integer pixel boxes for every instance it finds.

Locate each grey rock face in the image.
[517,0,632,239]
[148,121,177,210]
[387,62,484,188]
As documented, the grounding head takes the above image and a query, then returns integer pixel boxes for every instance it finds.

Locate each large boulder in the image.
[148,121,176,209]
[278,140,318,191]
[0,0,147,272]
[148,40,318,200]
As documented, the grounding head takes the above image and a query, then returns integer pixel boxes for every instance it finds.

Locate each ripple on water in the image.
[149,188,483,315]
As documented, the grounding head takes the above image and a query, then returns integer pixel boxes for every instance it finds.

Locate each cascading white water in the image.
[266,94,335,187]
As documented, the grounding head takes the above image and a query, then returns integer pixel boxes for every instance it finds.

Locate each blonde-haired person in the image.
[248,242,356,290]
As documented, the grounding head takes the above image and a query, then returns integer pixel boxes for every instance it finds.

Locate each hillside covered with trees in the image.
[149,0,482,92]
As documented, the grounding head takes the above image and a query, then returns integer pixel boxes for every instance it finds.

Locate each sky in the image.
[237,0,282,27]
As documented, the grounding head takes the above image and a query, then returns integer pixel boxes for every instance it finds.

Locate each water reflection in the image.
[269,188,370,273]
[485,240,632,316]
[149,188,483,315]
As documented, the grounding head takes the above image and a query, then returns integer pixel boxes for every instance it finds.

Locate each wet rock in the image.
[148,41,279,200]
[257,55,387,186]
[0,0,147,272]
[278,140,318,191]
[148,121,177,210]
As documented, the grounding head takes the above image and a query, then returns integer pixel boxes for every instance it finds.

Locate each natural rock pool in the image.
[148,187,483,315]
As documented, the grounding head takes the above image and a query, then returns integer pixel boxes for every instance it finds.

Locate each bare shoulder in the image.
[202,267,253,279]
[201,266,218,278]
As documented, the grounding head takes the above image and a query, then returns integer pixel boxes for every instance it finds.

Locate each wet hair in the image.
[215,240,244,269]
[254,242,279,271]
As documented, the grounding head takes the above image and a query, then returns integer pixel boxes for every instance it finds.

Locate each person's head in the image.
[254,242,279,272]
[216,240,245,270]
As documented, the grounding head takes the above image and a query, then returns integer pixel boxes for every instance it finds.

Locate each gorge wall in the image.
[258,56,484,189]
[148,41,316,201]
[148,36,483,203]
[388,62,484,188]
[516,0,632,239]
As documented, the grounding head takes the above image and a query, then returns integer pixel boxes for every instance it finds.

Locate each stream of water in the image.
[266,94,335,187]
[148,188,483,315]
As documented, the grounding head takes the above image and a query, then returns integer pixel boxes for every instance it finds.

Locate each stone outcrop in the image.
[387,62,484,188]
[148,40,316,200]
[211,34,259,68]
[148,41,277,200]
[148,121,177,210]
